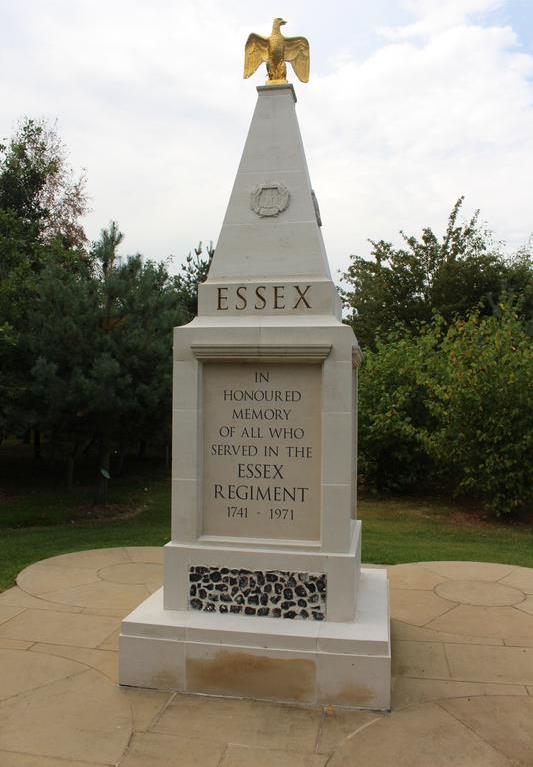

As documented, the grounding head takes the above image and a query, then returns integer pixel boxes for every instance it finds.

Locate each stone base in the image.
[119,567,391,710]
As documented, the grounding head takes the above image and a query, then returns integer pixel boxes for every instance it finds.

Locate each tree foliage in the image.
[358,302,533,515]
[0,118,213,502]
[342,198,531,349]
[0,117,88,248]
[174,240,214,320]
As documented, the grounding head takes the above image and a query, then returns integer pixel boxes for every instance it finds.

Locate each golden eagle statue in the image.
[244,18,310,84]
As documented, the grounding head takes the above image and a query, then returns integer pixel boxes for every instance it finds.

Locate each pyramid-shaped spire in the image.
[206,84,332,283]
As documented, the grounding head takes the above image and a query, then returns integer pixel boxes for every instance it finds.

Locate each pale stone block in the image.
[320,483,352,552]
[185,642,317,703]
[198,280,339,317]
[223,169,318,228]
[171,478,200,541]
[124,589,189,639]
[172,408,200,479]
[316,652,391,710]
[119,635,185,691]
[185,609,321,652]
[212,221,330,281]
[172,360,199,409]
[322,360,354,413]
[322,412,353,485]
[163,548,190,611]
[319,568,388,653]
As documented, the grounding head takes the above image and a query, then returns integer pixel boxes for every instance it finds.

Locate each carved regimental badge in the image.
[250,182,290,217]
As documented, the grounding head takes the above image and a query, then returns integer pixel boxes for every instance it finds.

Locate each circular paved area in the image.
[0,549,531,766]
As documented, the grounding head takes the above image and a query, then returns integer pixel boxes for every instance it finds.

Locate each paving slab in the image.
[445,643,533,684]
[121,687,173,732]
[1,550,532,767]
[99,561,164,584]
[30,642,118,683]
[152,694,322,752]
[327,701,514,766]
[17,563,100,595]
[124,546,164,564]
[120,731,225,766]
[515,594,533,615]
[419,561,515,582]
[0,637,33,650]
[0,648,83,701]
[37,548,130,569]
[220,744,328,767]
[0,604,24,625]
[0,669,131,763]
[391,618,504,645]
[392,639,450,679]
[390,587,456,626]
[440,695,533,765]
[0,608,120,647]
[434,579,525,606]
[392,677,528,708]
[388,563,447,590]
[42,579,151,610]
[0,753,107,767]
[0,585,84,612]
[316,709,382,754]
[426,604,533,641]
[499,567,533,593]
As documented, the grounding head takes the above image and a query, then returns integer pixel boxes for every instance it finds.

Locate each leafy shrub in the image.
[357,302,533,515]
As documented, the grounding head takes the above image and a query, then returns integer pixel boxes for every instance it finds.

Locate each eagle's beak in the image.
[280,19,287,25]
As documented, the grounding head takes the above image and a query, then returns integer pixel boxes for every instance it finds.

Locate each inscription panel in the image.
[202,362,321,540]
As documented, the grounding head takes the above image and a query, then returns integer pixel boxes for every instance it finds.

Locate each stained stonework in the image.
[189,566,326,620]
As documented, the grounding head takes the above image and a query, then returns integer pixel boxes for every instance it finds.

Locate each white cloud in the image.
[300,3,533,274]
[0,0,531,279]
[381,0,505,38]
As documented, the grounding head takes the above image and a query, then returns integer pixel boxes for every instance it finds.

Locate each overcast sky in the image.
[1,0,532,277]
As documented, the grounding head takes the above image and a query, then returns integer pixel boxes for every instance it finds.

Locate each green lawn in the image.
[1,443,532,592]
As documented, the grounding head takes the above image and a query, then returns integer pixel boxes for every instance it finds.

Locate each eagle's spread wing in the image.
[244,33,269,78]
[284,35,310,82]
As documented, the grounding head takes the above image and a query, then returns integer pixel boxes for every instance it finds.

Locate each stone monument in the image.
[119,19,391,709]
